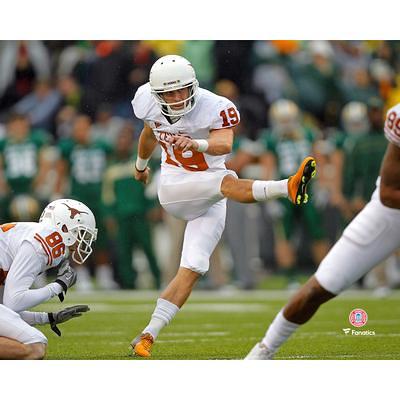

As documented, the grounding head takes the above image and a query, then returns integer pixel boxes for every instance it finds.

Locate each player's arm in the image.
[170,128,234,156]
[379,142,400,209]
[134,122,158,184]
[19,305,90,337]
[205,128,234,155]
[19,310,50,326]
[2,241,64,313]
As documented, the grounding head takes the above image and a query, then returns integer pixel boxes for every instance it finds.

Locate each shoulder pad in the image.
[132,83,157,120]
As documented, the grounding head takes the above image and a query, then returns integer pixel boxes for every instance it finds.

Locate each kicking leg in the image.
[221,156,316,205]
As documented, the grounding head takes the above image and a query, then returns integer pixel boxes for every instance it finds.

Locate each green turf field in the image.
[36,289,400,360]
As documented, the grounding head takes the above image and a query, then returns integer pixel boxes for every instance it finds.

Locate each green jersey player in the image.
[55,114,117,290]
[102,127,161,289]
[0,113,51,222]
[258,99,329,284]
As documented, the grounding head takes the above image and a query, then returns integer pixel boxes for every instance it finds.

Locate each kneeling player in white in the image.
[245,103,400,359]
[0,199,97,359]
[130,55,317,357]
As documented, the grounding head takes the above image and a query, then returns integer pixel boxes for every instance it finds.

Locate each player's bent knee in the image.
[181,263,209,276]
[220,174,237,197]
[181,246,215,275]
[27,343,47,360]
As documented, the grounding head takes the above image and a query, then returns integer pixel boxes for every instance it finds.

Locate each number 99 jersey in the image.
[384,103,400,147]
[132,83,240,174]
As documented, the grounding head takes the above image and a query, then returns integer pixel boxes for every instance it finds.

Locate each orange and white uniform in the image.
[315,103,400,294]
[132,83,240,274]
[0,222,66,344]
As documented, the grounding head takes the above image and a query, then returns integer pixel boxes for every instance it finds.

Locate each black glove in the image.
[48,305,90,336]
[55,260,77,302]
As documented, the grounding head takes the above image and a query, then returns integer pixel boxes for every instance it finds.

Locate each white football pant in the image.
[316,186,400,294]
[158,169,236,274]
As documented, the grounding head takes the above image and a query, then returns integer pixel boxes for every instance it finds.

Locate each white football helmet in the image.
[341,101,369,135]
[39,199,98,264]
[149,55,199,117]
[269,99,301,138]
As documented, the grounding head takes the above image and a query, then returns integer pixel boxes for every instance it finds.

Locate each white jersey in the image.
[0,222,66,275]
[384,103,400,147]
[0,222,67,344]
[132,83,240,174]
[0,222,66,314]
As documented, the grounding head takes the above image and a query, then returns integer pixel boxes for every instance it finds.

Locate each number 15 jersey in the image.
[132,83,240,175]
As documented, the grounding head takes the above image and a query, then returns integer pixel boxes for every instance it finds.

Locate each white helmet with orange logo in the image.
[39,199,97,264]
[149,55,199,117]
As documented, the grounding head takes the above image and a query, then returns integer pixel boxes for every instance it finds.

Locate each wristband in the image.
[194,139,209,153]
[55,279,68,293]
[135,157,149,172]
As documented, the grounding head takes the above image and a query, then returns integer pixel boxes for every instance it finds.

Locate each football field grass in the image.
[36,289,400,360]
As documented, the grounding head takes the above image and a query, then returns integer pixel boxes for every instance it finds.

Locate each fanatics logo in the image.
[349,308,368,328]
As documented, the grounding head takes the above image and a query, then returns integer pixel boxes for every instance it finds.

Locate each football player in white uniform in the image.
[0,199,97,359]
[130,55,316,357]
[245,103,400,359]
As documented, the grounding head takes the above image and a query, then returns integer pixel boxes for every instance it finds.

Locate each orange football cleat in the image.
[287,156,316,205]
[131,332,154,358]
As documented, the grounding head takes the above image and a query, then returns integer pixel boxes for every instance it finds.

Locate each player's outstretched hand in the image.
[134,166,151,185]
[48,305,90,337]
[170,135,199,152]
[55,260,77,302]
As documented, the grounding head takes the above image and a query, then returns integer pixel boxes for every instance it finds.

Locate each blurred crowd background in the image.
[1,40,400,293]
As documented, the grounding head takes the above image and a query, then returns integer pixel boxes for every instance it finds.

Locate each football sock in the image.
[261,310,300,352]
[143,298,180,339]
[252,179,288,201]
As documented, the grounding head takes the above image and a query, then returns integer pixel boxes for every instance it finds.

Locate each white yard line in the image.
[42,302,270,313]
[54,289,400,303]
[67,331,125,336]
[162,331,229,337]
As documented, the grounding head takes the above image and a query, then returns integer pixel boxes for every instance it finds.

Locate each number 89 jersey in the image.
[132,83,240,174]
